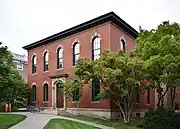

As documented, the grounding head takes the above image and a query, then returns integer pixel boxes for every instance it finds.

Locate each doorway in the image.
[56,83,64,108]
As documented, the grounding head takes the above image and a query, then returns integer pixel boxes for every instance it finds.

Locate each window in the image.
[136,88,140,103]
[32,85,36,101]
[44,52,49,71]
[92,79,100,101]
[92,37,100,60]
[32,55,36,74]
[17,62,23,71]
[43,84,48,101]
[73,43,80,66]
[72,88,80,101]
[120,39,126,52]
[57,48,63,69]
[147,87,150,104]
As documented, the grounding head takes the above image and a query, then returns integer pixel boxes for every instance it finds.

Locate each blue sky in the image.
[0,0,180,55]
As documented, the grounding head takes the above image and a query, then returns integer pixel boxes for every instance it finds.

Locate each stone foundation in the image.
[67,108,148,119]
[132,109,148,118]
[67,108,111,119]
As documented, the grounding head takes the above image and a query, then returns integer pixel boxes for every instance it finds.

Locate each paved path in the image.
[6,112,114,129]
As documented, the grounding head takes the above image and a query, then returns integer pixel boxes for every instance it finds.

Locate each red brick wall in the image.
[28,23,112,109]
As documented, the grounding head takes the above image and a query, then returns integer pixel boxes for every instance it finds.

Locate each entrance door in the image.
[56,83,64,108]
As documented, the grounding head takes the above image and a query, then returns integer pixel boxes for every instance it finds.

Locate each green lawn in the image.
[44,119,100,129]
[0,114,27,129]
[62,114,141,129]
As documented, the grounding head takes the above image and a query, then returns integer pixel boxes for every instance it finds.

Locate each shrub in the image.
[0,105,4,112]
[12,106,18,112]
[140,108,180,129]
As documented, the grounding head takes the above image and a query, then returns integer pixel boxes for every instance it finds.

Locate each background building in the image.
[12,53,28,83]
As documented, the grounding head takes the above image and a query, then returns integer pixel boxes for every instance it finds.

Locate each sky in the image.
[0,0,180,55]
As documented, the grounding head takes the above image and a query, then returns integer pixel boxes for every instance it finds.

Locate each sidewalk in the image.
[8,112,114,129]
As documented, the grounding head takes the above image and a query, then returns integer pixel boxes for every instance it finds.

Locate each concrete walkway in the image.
[7,112,114,129]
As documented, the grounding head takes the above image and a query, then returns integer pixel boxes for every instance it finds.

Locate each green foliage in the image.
[0,104,5,112]
[136,21,180,108]
[141,108,180,129]
[62,77,82,101]
[11,106,18,112]
[74,50,145,123]
[0,44,29,106]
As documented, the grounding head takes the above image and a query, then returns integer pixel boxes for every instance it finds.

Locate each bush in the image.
[0,105,4,112]
[12,106,18,112]
[140,108,180,129]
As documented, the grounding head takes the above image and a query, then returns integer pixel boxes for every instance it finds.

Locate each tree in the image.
[62,76,82,116]
[136,21,180,109]
[74,50,145,124]
[0,44,29,106]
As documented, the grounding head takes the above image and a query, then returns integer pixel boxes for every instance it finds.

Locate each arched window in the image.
[44,52,49,71]
[57,48,63,69]
[92,79,100,101]
[32,85,36,101]
[120,39,126,52]
[147,87,150,104]
[32,55,36,74]
[92,37,100,60]
[43,83,48,101]
[73,43,80,66]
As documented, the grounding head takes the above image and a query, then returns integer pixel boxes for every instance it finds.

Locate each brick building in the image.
[23,12,155,119]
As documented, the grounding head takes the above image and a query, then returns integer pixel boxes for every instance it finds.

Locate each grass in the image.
[43,118,100,129]
[62,114,141,129]
[0,114,27,129]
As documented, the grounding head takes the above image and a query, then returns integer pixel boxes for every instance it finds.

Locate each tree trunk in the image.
[169,87,176,111]
[113,99,132,124]
[157,86,168,108]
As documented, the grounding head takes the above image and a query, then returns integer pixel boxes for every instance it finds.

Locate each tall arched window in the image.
[32,55,36,74]
[43,83,48,101]
[147,87,150,104]
[57,48,63,69]
[92,79,100,101]
[44,52,49,71]
[92,36,100,60]
[32,85,36,102]
[120,39,126,52]
[73,43,80,66]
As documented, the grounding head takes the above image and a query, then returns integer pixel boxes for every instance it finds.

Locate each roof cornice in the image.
[23,12,138,50]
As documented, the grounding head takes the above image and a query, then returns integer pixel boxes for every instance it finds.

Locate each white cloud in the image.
[0,0,180,55]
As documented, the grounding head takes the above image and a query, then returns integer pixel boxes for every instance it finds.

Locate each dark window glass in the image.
[43,84,48,101]
[44,52,49,71]
[147,87,150,104]
[92,37,100,60]
[32,85,36,101]
[120,39,126,52]
[32,55,36,74]
[136,88,140,103]
[73,43,80,66]
[92,79,100,101]
[57,48,63,69]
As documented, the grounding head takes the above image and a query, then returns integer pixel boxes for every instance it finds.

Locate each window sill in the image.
[91,101,100,104]
[57,68,63,70]
[32,101,37,104]
[72,101,80,103]
[146,103,150,106]
[43,101,49,104]
[32,73,37,76]
[43,71,49,73]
